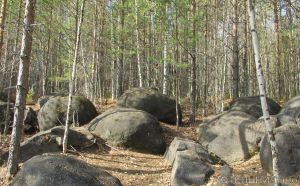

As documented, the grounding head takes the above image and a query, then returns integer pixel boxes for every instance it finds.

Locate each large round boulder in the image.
[278,95,300,125]
[38,96,97,131]
[11,154,123,186]
[198,110,268,163]
[260,124,300,178]
[87,107,166,154]
[227,96,281,118]
[117,87,182,125]
[0,126,95,165]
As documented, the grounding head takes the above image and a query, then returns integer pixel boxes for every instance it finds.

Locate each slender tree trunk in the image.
[202,3,208,117]
[248,1,281,185]
[273,0,282,99]
[0,0,7,62]
[110,3,115,99]
[6,0,36,176]
[117,0,125,97]
[134,0,142,88]
[243,0,248,96]
[62,0,86,154]
[221,0,230,111]
[189,0,196,124]
[151,0,157,87]
[232,0,239,99]
[42,8,52,96]
[162,4,168,95]
[91,1,98,101]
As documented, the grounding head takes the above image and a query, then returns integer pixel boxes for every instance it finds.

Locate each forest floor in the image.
[0,100,295,186]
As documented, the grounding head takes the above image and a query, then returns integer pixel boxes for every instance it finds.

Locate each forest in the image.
[0,0,300,185]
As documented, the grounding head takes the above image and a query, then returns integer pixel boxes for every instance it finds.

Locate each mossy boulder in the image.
[87,107,166,154]
[11,154,123,186]
[226,96,281,118]
[38,96,97,131]
[117,87,182,125]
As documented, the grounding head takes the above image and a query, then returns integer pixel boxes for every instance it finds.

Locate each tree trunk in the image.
[110,3,116,99]
[6,0,36,176]
[62,0,86,154]
[117,0,125,98]
[189,0,196,124]
[202,3,208,117]
[42,8,52,96]
[248,0,281,185]
[221,0,230,111]
[134,0,142,88]
[0,0,7,62]
[232,0,239,99]
[243,0,248,96]
[273,0,282,99]
[162,4,168,95]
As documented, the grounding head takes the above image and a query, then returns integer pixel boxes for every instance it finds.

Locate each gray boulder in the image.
[260,124,300,178]
[87,107,166,154]
[11,154,123,186]
[171,150,214,186]
[38,96,52,108]
[252,115,281,147]
[278,95,300,125]
[164,137,214,165]
[227,96,281,118]
[24,107,38,134]
[198,110,266,163]
[0,126,95,165]
[216,166,234,186]
[117,87,182,125]
[166,138,215,186]
[38,96,97,131]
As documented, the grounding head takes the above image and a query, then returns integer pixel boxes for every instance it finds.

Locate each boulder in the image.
[164,137,214,165]
[87,107,166,154]
[38,96,52,108]
[11,154,123,186]
[227,96,281,118]
[198,110,266,163]
[117,87,182,125]
[0,126,95,165]
[38,96,97,131]
[24,107,38,134]
[198,111,256,147]
[171,150,214,186]
[278,95,300,125]
[216,166,234,186]
[260,124,300,178]
[251,115,280,148]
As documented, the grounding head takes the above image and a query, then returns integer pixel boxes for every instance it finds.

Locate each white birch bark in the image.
[248,0,281,185]
[6,0,36,176]
[62,0,86,153]
[134,0,142,88]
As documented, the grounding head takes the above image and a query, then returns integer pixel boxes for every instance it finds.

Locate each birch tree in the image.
[134,0,142,88]
[6,0,36,176]
[248,0,281,184]
[62,0,86,153]
[162,3,168,95]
